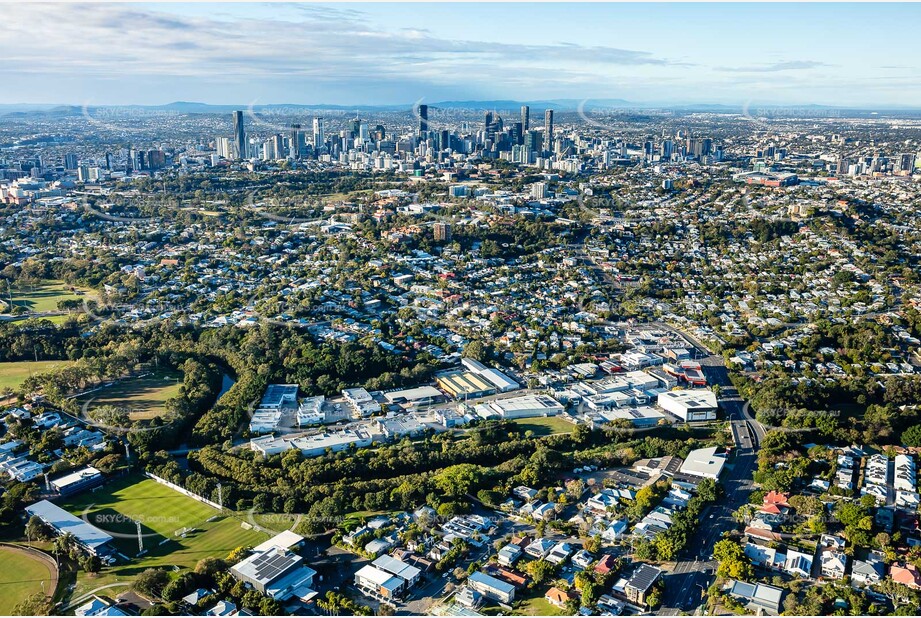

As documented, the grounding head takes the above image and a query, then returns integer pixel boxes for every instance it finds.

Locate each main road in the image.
[652,331,765,615]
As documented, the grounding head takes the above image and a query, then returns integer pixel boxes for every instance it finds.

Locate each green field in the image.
[59,476,268,597]
[511,416,575,436]
[79,369,184,420]
[514,595,566,616]
[0,360,77,392]
[0,280,96,314]
[0,546,56,614]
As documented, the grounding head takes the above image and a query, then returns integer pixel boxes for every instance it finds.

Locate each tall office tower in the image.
[433,222,452,242]
[105,152,114,170]
[372,125,386,141]
[521,105,530,131]
[312,117,325,150]
[899,153,916,172]
[349,117,362,139]
[701,138,713,157]
[359,121,370,142]
[484,111,502,139]
[525,129,543,156]
[232,110,246,159]
[64,153,78,170]
[660,140,674,160]
[418,104,428,137]
[836,156,850,176]
[511,122,523,146]
[438,129,451,151]
[146,149,166,170]
[289,124,302,159]
[128,148,143,171]
[262,138,276,161]
[544,109,554,154]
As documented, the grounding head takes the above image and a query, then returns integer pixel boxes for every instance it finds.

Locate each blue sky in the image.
[2,3,919,107]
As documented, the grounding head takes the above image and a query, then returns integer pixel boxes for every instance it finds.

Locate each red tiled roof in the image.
[595,554,616,573]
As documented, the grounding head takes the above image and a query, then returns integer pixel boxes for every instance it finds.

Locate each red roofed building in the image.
[595,554,617,575]
[891,563,921,589]
[763,491,791,508]
[495,568,527,588]
[545,587,576,608]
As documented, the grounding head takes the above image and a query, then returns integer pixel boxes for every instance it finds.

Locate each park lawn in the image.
[0,280,96,314]
[514,595,566,616]
[0,360,77,392]
[0,546,56,614]
[511,416,575,436]
[60,476,268,598]
[79,369,184,420]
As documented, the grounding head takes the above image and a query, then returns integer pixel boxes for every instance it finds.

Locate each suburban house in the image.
[891,563,921,589]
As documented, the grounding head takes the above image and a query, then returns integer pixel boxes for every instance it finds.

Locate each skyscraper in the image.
[418,104,428,137]
[289,124,302,159]
[484,111,502,140]
[511,122,523,146]
[232,110,246,159]
[525,130,543,156]
[262,138,276,161]
[64,153,78,170]
[521,105,530,132]
[544,109,554,155]
[836,156,850,176]
[312,117,325,150]
[349,117,362,140]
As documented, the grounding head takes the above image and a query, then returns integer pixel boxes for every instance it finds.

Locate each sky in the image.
[2,2,920,108]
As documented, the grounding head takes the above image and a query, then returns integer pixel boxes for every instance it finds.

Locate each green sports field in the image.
[0,280,96,314]
[0,360,77,392]
[59,476,268,597]
[0,546,56,614]
[510,416,575,436]
[78,369,184,420]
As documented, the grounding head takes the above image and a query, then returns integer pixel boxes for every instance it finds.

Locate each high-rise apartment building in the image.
[434,221,452,242]
[544,109,554,155]
[232,110,246,159]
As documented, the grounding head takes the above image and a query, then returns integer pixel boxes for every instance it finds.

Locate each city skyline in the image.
[2,2,920,108]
